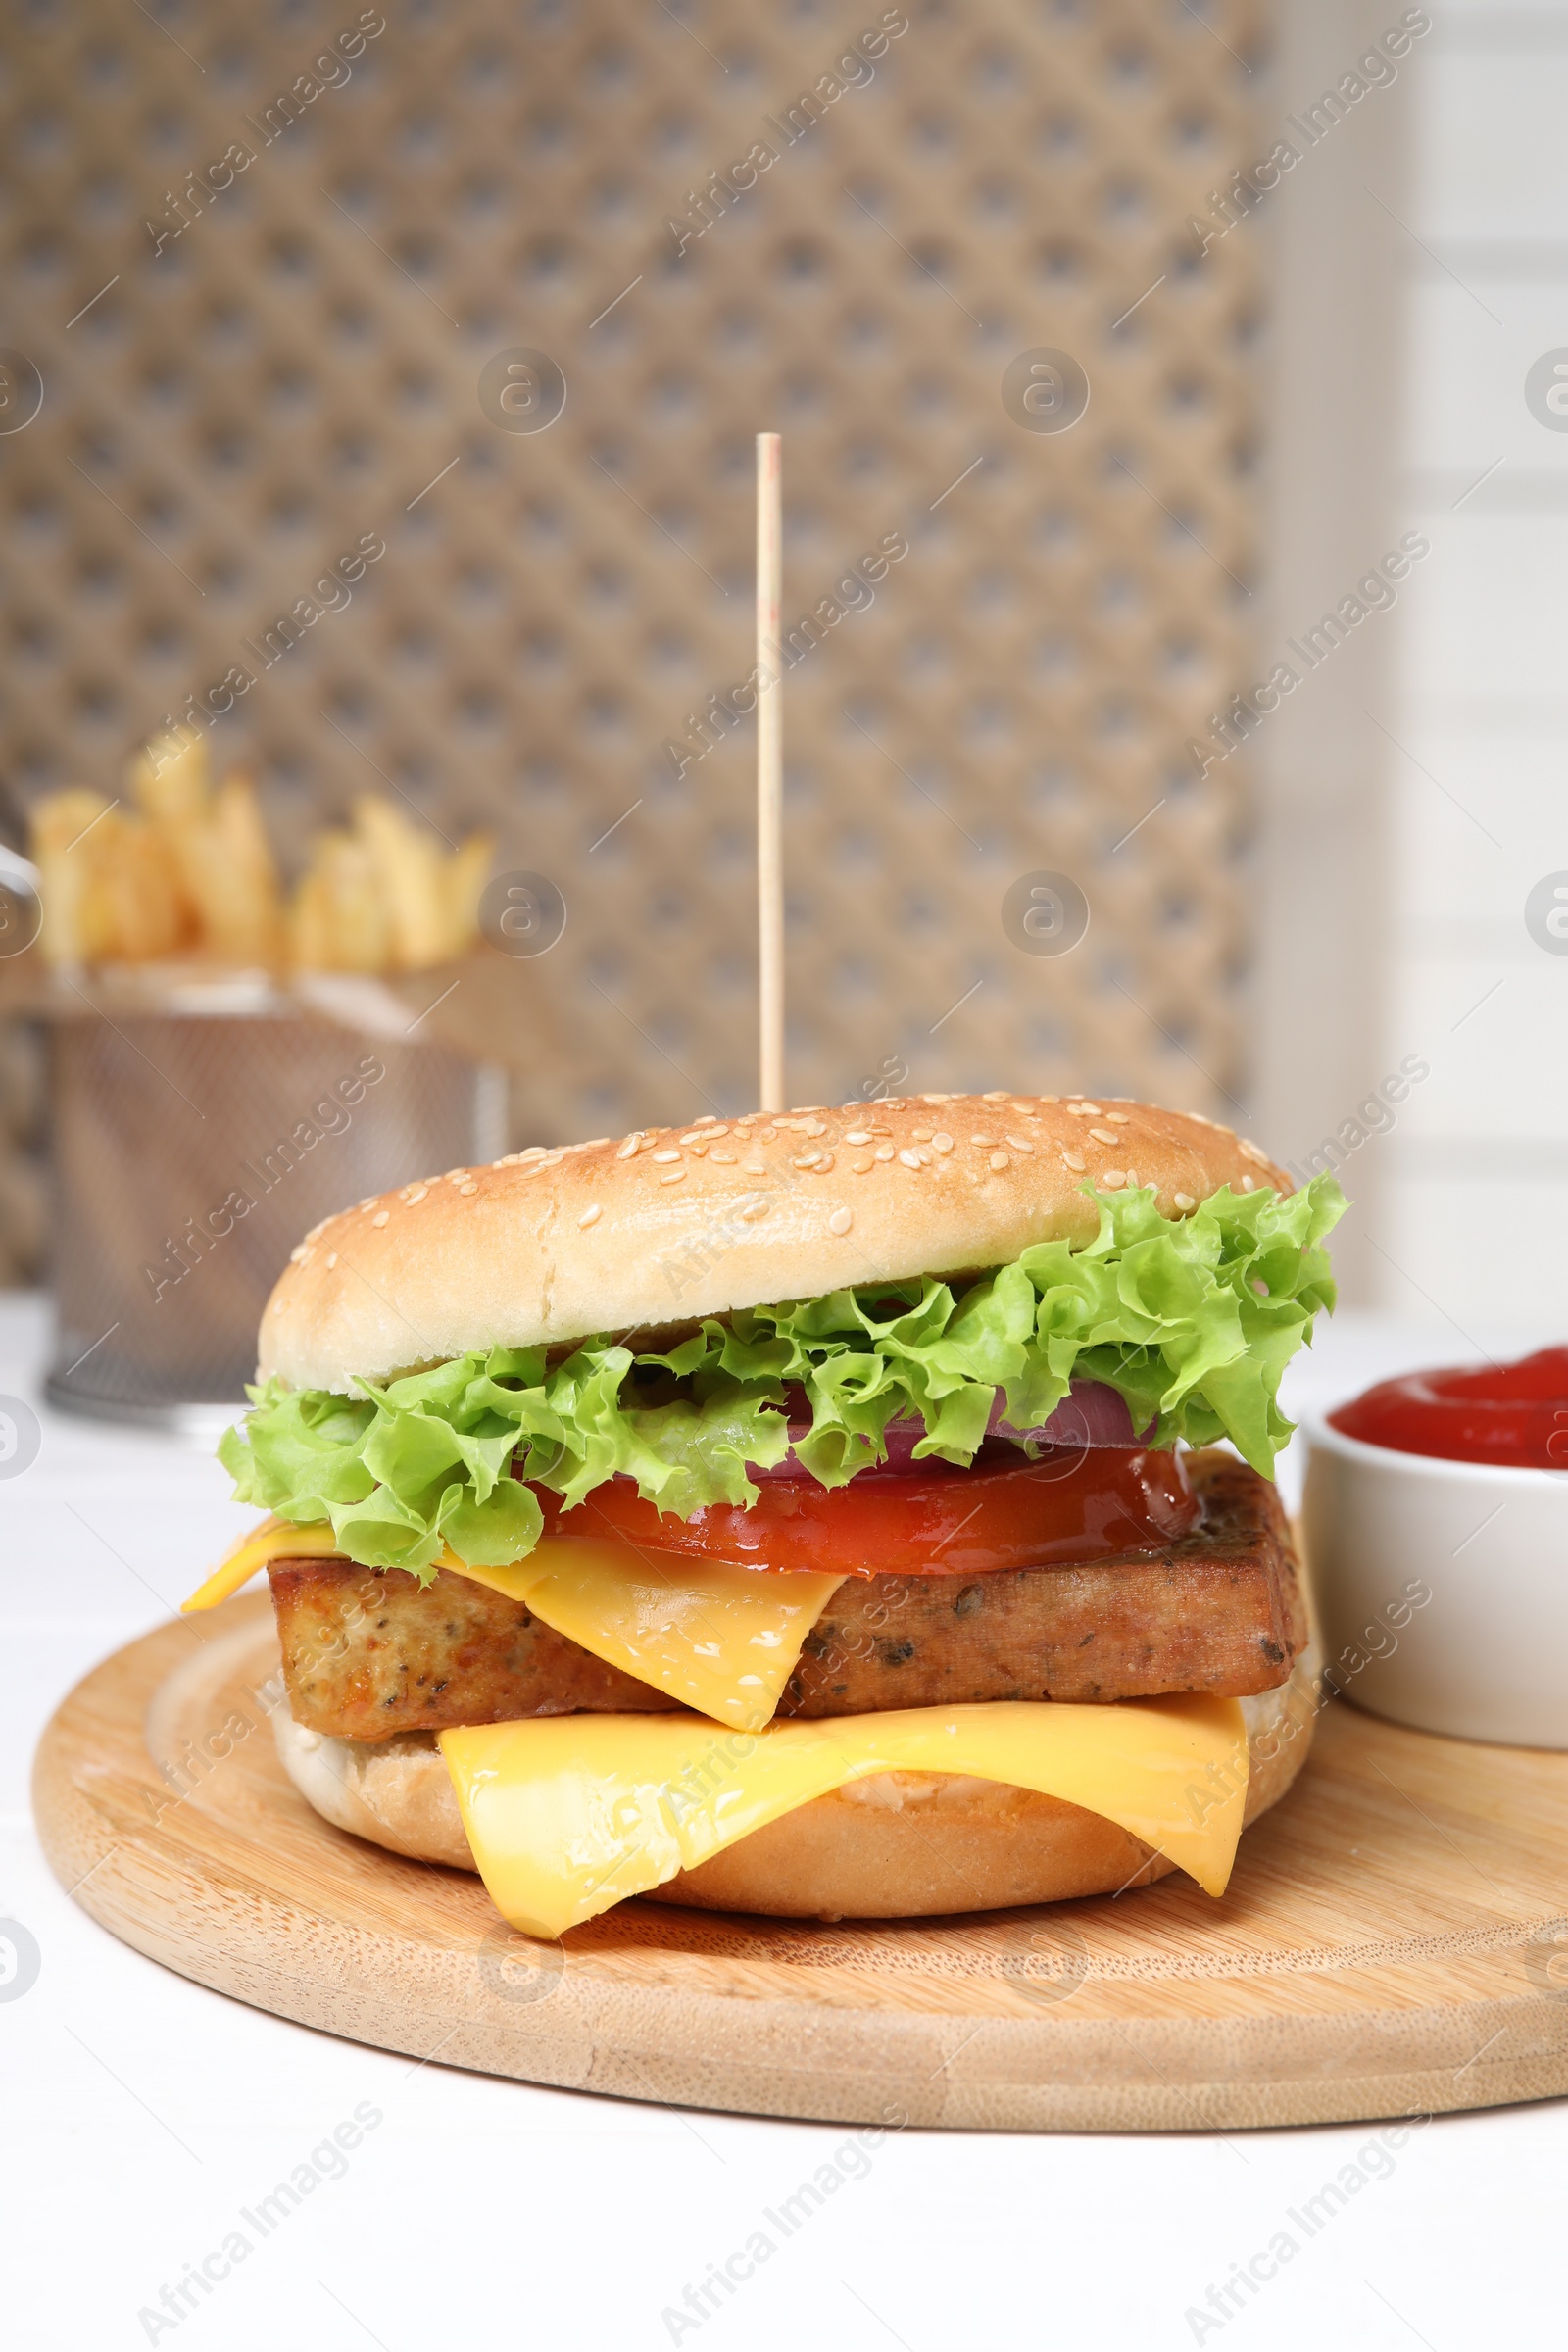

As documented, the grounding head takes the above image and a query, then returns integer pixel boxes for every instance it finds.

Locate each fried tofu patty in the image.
[270,1556,674,1740]
[781,1451,1303,1713]
[269,1451,1305,1740]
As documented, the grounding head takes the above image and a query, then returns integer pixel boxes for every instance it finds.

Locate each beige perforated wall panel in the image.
[0,0,1264,1276]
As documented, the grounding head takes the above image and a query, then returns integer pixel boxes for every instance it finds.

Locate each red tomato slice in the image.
[538,1446,1200,1580]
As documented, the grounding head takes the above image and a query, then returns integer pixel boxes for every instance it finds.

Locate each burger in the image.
[186,1092,1344,1939]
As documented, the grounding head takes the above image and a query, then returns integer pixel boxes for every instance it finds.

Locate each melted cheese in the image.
[456,1544,844,1732]
[439,1696,1250,1938]
[182,1518,344,1610]
[182,1520,842,1732]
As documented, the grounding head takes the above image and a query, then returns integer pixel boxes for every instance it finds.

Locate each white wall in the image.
[1252,0,1416,1305]
[1380,6,1568,1330]
[1256,3,1568,1331]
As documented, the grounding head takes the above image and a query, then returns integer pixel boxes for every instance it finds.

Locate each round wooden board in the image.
[33,1595,1568,2132]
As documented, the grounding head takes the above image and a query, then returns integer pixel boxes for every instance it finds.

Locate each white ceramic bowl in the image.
[1303,1412,1568,1748]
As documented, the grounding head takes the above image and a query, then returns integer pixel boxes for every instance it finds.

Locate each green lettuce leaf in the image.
[220,1174,1345,1576]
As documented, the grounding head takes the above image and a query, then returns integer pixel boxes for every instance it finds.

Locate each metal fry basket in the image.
[45,976,502,1431]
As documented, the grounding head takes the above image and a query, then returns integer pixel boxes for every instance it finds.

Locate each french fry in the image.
[443,831,493,958]
[31,728,486,977]
[30,790,113,965]
[95,817,188,961]
[177,771,284,966]
[289,830,391,972]
[130,726,209,833]
[351,795,452,970]
[130,731,284,966]
[30,794,190,964]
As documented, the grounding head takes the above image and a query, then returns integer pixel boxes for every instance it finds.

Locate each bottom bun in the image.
[272,1645,1320,1922]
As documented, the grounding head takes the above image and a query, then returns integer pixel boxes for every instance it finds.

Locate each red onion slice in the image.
[749,1377,1153,1481]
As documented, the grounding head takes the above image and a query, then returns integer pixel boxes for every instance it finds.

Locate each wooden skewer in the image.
[756,430,784,1114]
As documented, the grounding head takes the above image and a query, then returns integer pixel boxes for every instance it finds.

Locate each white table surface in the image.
[2,1293,1563,2352]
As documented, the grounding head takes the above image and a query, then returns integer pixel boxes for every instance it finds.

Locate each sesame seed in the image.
[982,1091,1008,1102]
[740,1198,768,1220]
[371,1210,390,1227]
[828,1206,854,1235]
[325,1252,338,1269]
[1105,1111,1130,1125]
[846,1130,872,1145]
[920,1092,954,1102]
[852,1156,874,1173]
[1101,1170,1127,1190]
[272,1298,284,1316]
[912,1128,932,1142]
[651,1149,681,1164]
[358,1197,377,1209]
[873,1144,896,1162]
[615,1135,641,1160]
[688,1142,709,1156]
[970,1135,996,1148]
[579,1204,603,1227]
[989,1151,1010,1171]
[1062,1152,1086,1172]
[1240,1139,1270,1166]
[805,1119,827,1137]
[679,1132,707,1146]
[660,1169,687,1186]
[793,1153,819,1170]
[1241,1174,1257,1192]
[407,1185,429,1204]
[582,1138,609,1148]
[898,1148,922,1169]
[289,1244,306,1262]
[443,1169,467,1181]
[710,1151,736,1164]
[693,1115,719,1127]
[932,1133,954,1152]
[1005,1135,1035,1155]
[458,1184,478,1198]
[1174,1191,1196,1211]
[742,1158,767,1174]
[1089,1127,1119,1146]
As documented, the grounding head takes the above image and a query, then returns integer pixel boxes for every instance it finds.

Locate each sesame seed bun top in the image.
[256,1092,1292,1394]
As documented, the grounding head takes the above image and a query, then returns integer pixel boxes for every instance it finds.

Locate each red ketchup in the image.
[1328,1347,1568,1470]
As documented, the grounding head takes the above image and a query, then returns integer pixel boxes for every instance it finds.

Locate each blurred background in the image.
[0,0,1555,1404]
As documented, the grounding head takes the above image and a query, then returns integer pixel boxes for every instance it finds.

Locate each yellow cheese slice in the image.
[181,1518,344,1611]
[183,1521,843,1732]
[456,1544,844,1733]
[439,1696,1250,1938]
